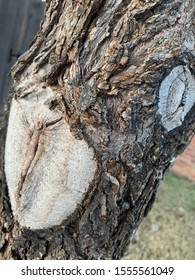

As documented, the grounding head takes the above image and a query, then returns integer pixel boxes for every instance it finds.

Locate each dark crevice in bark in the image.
[43,1,64,38]
[134,0,181,22]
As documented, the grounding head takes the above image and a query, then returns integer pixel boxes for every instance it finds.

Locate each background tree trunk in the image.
[0,0,195,260]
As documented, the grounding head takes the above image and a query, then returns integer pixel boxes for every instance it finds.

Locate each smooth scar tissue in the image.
[4,88,97,229]
[158,65,195,131]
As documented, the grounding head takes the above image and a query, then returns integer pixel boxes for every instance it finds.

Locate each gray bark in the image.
[0,0,195,260]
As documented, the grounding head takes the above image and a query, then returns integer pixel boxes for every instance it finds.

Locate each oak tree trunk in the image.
[1,0,195,260]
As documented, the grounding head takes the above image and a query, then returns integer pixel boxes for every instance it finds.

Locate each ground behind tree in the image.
[124,172,195,259]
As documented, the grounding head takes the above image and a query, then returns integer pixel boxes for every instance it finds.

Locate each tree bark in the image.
[1,0,195,260]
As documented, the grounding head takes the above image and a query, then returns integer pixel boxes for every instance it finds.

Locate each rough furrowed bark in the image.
[0,0,195,259]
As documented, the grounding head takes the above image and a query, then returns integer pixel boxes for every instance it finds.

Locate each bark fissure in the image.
[17,116,63,205]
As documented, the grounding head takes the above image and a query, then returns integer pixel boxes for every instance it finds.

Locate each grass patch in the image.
[124,172,195,259]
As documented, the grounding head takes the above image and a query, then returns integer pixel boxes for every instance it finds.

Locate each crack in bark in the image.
[16,117,63,205]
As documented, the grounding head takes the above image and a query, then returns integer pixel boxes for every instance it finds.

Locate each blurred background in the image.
[0,0,195,259]
[0,0,44,118]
